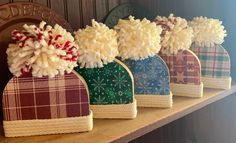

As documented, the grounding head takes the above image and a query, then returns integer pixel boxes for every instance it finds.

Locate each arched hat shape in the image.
[191,43,231,89]
[123,55,172,107]
[75,59,137,119]
[160,49,203,97]
[2,72,93,137]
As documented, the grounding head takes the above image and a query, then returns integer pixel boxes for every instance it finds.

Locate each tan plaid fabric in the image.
[191,44,230,78]
[3,72,89,121]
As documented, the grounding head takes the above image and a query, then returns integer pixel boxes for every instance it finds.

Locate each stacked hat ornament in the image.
[189,17,231,89]
[155,14,203,98]
[74,20,137,119]
[115,16,173,108]
[2,22,93,137]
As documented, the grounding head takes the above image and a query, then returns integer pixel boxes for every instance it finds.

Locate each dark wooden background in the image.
[1,0,236,143]
[0,0,158,30]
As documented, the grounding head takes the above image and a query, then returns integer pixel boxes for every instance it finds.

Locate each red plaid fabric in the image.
[160,50,201,85]
[3,72,89,121]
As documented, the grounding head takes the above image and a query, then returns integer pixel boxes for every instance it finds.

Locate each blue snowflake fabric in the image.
[123,55,170,95]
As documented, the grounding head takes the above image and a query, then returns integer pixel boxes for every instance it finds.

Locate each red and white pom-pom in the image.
[154,14,193,55]
[7,21,78,78]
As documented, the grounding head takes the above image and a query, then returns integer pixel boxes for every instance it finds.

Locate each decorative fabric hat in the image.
[3,21,93,137]
[155,14,203,98]
[189,17,231,89]
[74,20,137,119]
[115,16,172,108]
[154,14,193,55]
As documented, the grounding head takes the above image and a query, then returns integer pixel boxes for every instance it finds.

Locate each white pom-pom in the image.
[189,16,227,47]
[7,21,78,78]
[115,16,162,60]
[154,14,193,55]
[75,19,118,68]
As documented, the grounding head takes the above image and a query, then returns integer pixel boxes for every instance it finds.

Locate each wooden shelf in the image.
[0,86,236,143]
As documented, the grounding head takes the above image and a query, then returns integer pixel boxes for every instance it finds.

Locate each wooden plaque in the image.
[104,3,154,28]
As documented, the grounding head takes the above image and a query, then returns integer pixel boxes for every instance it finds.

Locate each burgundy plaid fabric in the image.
[3,72,89,121]
[160,50,201,85]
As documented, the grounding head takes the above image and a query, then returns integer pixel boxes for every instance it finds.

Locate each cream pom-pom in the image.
[189,16,227,47]
[115,16,162,60]
[7,21,78,78]
[154,14,193,55]
[75,19,118,68]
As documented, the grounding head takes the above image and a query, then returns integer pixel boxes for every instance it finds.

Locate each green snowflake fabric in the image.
[74,61,133,105]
